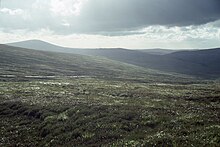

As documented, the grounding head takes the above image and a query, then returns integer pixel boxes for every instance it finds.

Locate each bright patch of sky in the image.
[50,0,86,16]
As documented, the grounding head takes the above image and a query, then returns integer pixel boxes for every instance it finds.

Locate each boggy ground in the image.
[0,77,220,146]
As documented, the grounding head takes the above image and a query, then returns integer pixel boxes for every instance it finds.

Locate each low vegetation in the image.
[0,45,219,146]
[0,77,219,146]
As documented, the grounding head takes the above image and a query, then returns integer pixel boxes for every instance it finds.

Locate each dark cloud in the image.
[76,0,220,32]
[0,0,220,34]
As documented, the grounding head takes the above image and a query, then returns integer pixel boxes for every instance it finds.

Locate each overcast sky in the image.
[0,0,220,49]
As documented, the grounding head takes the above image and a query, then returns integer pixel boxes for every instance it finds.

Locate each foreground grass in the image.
[0,77,220,146]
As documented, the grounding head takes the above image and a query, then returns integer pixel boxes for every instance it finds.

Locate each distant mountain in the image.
[7,40,220,78]
[8,40,176,55]
[165,49,220,76]
[73,48,220,78]
[139,49,177,55]
[8,40,81,53]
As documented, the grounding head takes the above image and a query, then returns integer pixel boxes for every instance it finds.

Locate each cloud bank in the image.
[0,0,220,49]
[0,0,220,34]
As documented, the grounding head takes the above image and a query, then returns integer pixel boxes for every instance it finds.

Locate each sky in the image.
[0,0,220,49]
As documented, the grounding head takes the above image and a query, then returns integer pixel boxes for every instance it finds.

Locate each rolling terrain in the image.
[8,40,220,78]
[0,44,190,83]
[0,44,220,146]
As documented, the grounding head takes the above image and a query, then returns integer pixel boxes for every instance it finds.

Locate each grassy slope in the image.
[81,48,220,78]
[0,45,219,146]
[0,44,194,83]
[0,44,135,77]
[8,40,220,78]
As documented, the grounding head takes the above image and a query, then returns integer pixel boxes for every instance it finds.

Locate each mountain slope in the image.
[1,44,189,83]
[7,40,220,78]
[8,40,90,54]
[0,44,136,77]
[90,48,220,78]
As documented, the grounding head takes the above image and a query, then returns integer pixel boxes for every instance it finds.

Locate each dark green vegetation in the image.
[9,40,220,78]
[0,45,220,146]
